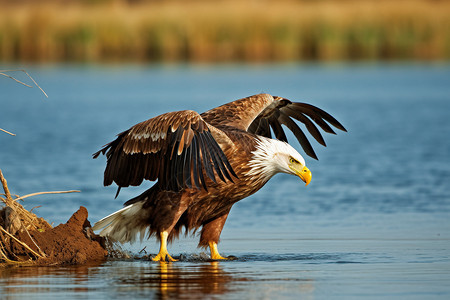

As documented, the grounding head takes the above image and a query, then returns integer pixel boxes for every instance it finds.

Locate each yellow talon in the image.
[209,241,227,260]
[152,253,178,262]
[152,231,178,262]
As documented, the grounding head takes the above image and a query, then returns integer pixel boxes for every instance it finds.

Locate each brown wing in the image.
[201,93,347,160]
[93,110,237,194]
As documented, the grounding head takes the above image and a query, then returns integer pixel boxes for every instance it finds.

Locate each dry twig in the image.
[14,190,81,202]
[1,69,48,136]
[0,69,48,98]
[0,226,44,259]
[0,169,14,204]
[0,128,16,136]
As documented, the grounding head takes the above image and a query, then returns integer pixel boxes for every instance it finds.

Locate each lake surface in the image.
[1,62,450,299]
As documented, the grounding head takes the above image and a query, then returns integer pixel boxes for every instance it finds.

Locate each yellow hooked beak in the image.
[297,166,312,186]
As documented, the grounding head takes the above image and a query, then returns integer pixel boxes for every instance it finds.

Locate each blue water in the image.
[1,63,450,299]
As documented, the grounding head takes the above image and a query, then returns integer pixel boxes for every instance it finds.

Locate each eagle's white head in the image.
[247,137,312,185]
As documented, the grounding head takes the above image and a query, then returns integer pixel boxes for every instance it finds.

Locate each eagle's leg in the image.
[199,211,230,260]
[152,231,178,262]
[152,198,191,262]
[208,241,226,260]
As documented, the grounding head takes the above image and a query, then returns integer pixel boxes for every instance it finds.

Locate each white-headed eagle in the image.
[93,93,346,261]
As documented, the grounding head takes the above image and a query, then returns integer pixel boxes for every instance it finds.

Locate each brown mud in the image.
[1,168,108,266]
[1,206,107,266]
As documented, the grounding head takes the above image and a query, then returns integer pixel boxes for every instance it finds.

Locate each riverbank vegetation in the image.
[0,0,449,62]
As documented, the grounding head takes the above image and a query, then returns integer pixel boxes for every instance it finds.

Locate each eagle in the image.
[92,93,346,261]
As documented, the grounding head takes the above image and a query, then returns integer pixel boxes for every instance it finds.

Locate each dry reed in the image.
[1,69,48,136]
[0,169,81,264]
[0,0,448,62]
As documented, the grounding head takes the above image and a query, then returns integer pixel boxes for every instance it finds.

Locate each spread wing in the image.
[201,93,347,160]
[93,110,237,194]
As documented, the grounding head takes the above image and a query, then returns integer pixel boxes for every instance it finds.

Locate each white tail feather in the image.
[92,202,148,244]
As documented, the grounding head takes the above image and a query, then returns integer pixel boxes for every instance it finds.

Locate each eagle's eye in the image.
[289,157,298,164]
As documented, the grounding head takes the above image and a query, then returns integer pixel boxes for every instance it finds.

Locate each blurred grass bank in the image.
[0,0,449,62]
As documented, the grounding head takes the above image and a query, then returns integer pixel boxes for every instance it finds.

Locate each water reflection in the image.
[0,249,379,299]
[116,261,245,299]
[0,261,104,296]
[0,260,249,299]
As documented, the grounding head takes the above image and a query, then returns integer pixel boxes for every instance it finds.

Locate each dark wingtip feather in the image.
[93,147,108,159]
[293,102,347,132]
[282,109,327,147]
[114,186,122,199]
[304,141,318,160]
[270,117,288,143]
[278,113,319,160]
